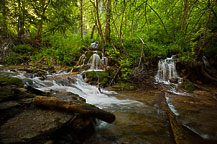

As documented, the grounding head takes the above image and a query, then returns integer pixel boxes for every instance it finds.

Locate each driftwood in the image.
[33,96,115,123]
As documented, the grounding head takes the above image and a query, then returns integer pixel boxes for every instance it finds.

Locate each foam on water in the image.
[165,94,179,116]
[11,71,143,109]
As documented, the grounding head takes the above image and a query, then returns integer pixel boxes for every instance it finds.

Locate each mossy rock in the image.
[0,87,15,100]
[181,79,196,93]
[112,82,135,90]
[85,71,110,87]
[0,76,23,87]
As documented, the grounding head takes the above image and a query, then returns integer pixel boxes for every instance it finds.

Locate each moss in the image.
[0,76,23,87]
[14,44,32,54]
[25,93,37,98]
[112,82,135,90]
[78,101,96,108]
[181,79,195,93]
[85,71,110,87]
[0,87,15,98]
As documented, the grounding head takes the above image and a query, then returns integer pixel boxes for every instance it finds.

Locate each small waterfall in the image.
[90,41,99,49]
[88,51,101,70]
[155,56,188,96]
[155,56,182,84]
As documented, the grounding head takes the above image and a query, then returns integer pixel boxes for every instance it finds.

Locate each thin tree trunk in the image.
[180,0,190,31]
[147,3,168,34]
[120,2,126,40]
[17,0,21,36]
[35,0,51,40]
[1,0,8,37]
[112,20,128,56]
[80,0,83,39]
[104,0,111,43]
[90,24,96,39]
[96,0,105,44]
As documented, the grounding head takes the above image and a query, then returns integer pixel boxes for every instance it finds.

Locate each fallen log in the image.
[33,96,115,123]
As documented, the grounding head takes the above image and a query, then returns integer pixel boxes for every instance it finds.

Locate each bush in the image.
[32,32,83,66]
[13,44,32,54]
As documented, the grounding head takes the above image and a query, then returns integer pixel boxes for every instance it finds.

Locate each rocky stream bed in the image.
[0,65,217,144]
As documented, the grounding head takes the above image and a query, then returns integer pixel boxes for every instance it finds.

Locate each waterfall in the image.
[155,56,182,84]
[90,42,99,49]
[88,51,101,70]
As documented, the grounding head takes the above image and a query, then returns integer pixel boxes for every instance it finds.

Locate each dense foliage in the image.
[0,0,217,80]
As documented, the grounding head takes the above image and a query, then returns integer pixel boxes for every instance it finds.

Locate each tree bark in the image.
[33,96,116,123]
[80,0,83,39]
[35,0,51,41]
[104,0,111,43]
[90,24,96,39]
[95,0,105,44]
[181,0,190,31]
[1,0,8,37]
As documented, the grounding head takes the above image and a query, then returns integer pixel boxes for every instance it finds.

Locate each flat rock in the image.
[166,90,217,141]
[0,108,73,144]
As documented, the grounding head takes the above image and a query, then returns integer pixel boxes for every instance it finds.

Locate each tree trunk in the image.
[35,0,51,40]
[80,0,83,39]
[90,24,96,39]
[33,96,115,123]
[96,0,105,44]
[181,0,190,31]
[104,0,111,43]
[1,0,8,37]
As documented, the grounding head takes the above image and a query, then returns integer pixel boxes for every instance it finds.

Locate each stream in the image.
[0,69,175,144]
[1,55,217,143]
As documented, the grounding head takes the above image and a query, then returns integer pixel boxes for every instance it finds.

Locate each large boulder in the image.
[0,108,73,144]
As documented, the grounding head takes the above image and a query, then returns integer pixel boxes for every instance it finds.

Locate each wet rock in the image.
[0,101,20,110]
[55,92,86,102]
[0,108,73,144]
[19,98,33,105]
[166,91,217,142]
[0,76,23,87]
[169,78,178,83]
[48,73,77,86]
[26,85,48,96]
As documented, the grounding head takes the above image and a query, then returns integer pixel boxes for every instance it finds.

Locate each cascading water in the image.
[88,51,101,70]
[90,41,99,49]
[155,56,182,84]
[7,70,143,109]
[155,56,187,117]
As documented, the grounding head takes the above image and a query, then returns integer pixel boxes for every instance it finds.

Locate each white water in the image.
[155,56,188,116]
[90,42,99,49]
[155,56,182,84]
[88,52,101,70]
[12,71,143,109]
